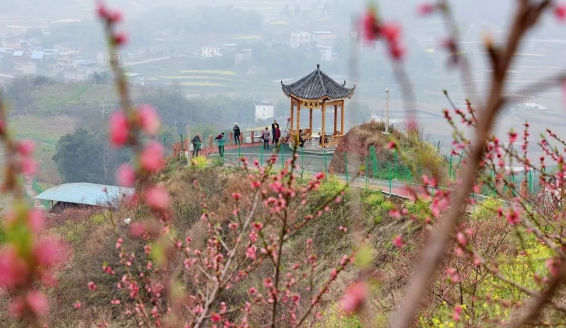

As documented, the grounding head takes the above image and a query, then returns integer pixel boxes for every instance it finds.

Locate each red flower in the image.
[116,163,135,187]
[360,9,379,41]
[380,23,401,43]
[88,281,97,291]
[109,111,129,147]
[211,313,222,322]
[393,235,404,248]
[140,141,164,172]
[113,32,128,46]
[137,104,160,135]
[145,187,170,211]
[555,3,566,21]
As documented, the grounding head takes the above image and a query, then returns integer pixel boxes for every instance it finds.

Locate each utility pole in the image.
[100,102,109,120]
[383,89,390,135]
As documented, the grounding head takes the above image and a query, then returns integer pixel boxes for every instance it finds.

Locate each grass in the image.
[28,84,142,113]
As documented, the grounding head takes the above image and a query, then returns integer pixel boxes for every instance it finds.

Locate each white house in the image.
[255,101,275,122]
[201,46,222,58]
[290,31,311,48]
[98,52,122,66]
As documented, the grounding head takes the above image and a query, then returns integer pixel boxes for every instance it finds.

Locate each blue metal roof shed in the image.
[35,183,135,207]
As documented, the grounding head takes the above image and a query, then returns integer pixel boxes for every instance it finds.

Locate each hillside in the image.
[330,121,448,184]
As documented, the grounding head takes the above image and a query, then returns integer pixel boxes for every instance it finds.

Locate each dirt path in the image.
[24,177,43,208]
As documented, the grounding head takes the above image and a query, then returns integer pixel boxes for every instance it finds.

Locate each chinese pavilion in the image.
[281,64,355,149]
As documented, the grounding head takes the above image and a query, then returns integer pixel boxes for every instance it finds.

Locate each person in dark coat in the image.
[262,127,271,149]
[299,130,306,148]
[215,132,225,156]
[274,126,281,145]
[271,120,279,144]
[233,123,241,145]
[191,134,201,157]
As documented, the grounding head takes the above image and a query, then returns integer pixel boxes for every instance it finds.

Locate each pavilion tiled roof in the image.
[281,64,355,100]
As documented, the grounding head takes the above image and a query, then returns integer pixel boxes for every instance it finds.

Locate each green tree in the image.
[53,129,131,185]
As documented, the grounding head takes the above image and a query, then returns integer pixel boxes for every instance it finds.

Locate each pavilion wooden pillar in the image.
[321,102,326,148]
[333,104,338,134]
[290,98,294,132]
[309,108,313,135]
[296,102,301,135]
[341,100,345,135]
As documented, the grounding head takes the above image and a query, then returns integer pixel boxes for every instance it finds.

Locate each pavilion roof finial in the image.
[317,64,320,70]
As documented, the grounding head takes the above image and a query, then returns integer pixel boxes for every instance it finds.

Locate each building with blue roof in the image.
[35,183,135,210]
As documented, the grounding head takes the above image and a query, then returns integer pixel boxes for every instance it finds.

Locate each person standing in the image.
[191,134,201,157]
[262,127,270,149]
[233,123,241,145]
[274,126,281,145]
[271,120,279,144]
[215,132,225,156]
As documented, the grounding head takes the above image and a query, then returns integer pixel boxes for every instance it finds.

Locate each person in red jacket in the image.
[274,126,281,145]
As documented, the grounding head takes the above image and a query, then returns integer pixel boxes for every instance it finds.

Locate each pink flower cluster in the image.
[360,7,405,61]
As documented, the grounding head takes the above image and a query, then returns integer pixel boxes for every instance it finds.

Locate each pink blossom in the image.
[211,313,222,322]
[232,192,241,200]
[34,238,66,267]
[263,278,273,288]
[330,268,337,279]
[453,305,462,321]
[360,9,379,41]
[249,287,257,295]
[27,209,45,233]
[505,209,520,225]
[555,3,566,21]
[0,247,28,288]
[393,235,404,248]
[17,139,35,156]
[546,258,560,277]
[113,32,128,46]
[74,302,82,309]
[109,111,129,147]
[389,209,402,219]
[145,187,170,211]
[456,232,466,246]
[508,130,518,144]
[137,104,160,135]
[246,246,256,260]
[116,163,135,187]
[88,281,97,291]
[26,291,48,316]
[387,141,396,149]
[380,23,401,43]
[107,9,123,23]
[252,222,263,231]
[340,281,367,314]
[21,157,37,176]
[314,172,325,180]
[416,3,435,16]
[140,141,164,172]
